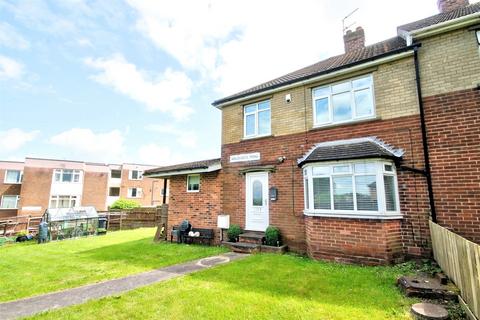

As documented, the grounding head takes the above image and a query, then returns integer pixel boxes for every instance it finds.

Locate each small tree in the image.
[110,198,140,210]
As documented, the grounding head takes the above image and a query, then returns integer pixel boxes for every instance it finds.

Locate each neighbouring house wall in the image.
[222,56,419,145]
[222,115,432,259]
[0,168,22,218]
[82,171,109,211]
[424,88,480,243]
[167,171,222,243]
[119,169,164,207]
[18,167,52,216]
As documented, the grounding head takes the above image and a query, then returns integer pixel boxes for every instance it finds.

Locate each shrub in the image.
[110,198,140,210]
[227,224,242,242]
[265,226,281,246]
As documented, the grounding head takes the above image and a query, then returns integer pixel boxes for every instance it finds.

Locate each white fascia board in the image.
[146,163,221,178]
[407,12,480,41]
[214,50,414,109]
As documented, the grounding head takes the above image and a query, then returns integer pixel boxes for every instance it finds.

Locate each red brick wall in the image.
[424,88,480,243]
[18,167,52,217]
[119,170,164,206]
[305,217,403,265]
[222,115,432,260]
[0,169,21,218]
[167,171,222,242]
[82,171,109,211]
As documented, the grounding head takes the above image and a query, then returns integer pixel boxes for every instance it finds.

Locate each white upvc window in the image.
[0,195,20,209]
[49,195,78,209]
[312,74,375,127]
[128,187,142,198]
[4,170,23,184]
[187,174,200,192]
[129,170,143,180]
[244,100,271,138]
[303,159,400,219]
[53,169,81,183]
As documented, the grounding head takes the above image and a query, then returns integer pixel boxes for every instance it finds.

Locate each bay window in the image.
[244,100,271,138]
[313,74,375,126]
[303,160,400,218]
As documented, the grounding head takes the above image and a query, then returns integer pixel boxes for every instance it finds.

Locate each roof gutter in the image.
[405,12,480,44]
[213,48,415,109]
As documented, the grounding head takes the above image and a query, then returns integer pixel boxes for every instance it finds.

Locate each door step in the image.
[238,231,265,245]
[223,241,260,254]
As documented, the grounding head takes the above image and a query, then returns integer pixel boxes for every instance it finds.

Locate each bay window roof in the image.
[298,137,404,167]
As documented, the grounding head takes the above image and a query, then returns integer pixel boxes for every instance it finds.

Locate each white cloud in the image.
[0,128,39,151]
[0,22,30,49]
[49,128,125,163]
[137,143,189,166]
[126,0,440,96]
[146,124,198,148]
[76,37,93,48]
[84,54,194,120]
[0,55,25,80]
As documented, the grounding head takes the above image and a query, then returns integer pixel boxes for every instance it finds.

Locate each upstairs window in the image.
[110,169,121,179]
[54,169,81,183]
[4,170,23,184]
[187,174,200,192]
[244,100,271,138]
[0,195,19,209]
[313,74,375,126]
[128,187,142,198]
[129,170,143,180]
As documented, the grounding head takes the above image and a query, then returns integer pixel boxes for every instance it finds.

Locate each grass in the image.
[29,254,417,320]
[0,228,227,302]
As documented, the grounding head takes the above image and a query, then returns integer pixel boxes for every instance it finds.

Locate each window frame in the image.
[0,195,20,209]
[303,159,400,219]
[312,74,376,127]
[186,174,200,193]
[129,170,143,180]
[53,169,82,183]
[243,99,271,139]
[4,170,23,184]
[49,195,78,209]
[127,187,142,198]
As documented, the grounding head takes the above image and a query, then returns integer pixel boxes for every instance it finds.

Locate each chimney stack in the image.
[437,0,469,13]
[344,26,365,53]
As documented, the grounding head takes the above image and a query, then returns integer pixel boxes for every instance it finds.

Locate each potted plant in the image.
[265,226,281,247]
[227,224,242,242]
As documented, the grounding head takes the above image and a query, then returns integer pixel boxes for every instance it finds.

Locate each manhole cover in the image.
[197,256,230,267]
[411,303,448,320]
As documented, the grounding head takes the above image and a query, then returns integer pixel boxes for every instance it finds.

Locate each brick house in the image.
[0,157,168,219]
[145,0,480,264]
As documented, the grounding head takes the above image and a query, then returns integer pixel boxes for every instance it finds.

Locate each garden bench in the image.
[183,228,214,245]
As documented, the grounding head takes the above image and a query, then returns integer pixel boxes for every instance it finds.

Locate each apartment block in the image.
[0,158,168,219]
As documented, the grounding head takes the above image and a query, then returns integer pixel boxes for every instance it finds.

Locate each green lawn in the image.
[29,254,416,320]
[0,228,227,302]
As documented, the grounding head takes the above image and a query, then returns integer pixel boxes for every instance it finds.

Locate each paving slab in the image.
[0,252,247,320]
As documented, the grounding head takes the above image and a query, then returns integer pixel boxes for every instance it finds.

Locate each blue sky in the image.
[0,0,456,165]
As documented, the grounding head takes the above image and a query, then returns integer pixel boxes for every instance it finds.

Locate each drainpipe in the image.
[162,178,168,204]
[413,45,437,223]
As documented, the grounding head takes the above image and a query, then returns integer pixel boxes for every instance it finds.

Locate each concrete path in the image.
[0,252,247,320]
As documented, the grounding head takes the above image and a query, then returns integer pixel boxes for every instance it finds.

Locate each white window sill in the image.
[312,116,379,130]
[242,134,273,141]
[3,182,22,185]
[303,210,402,220]
[187,190,200,193]
[0,208,18,210]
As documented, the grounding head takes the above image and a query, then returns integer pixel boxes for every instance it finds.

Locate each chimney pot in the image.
[437,0,469,13]
[344,26,365,53]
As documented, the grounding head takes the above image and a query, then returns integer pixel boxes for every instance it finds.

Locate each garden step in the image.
[223,241,260,254]
[238,231,265,245]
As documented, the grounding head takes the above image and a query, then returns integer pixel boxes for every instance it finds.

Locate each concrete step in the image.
[238,231,265,245]
[222,241,260,254]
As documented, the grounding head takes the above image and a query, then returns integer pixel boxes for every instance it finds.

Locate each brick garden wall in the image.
[424,88,480,243]
[222,114,432,260]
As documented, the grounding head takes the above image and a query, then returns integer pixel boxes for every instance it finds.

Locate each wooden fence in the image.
[0,215,42,237]
[100,206,168,231]
[430,221,480,319]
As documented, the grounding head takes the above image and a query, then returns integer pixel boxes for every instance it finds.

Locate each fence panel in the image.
[430,221,480,319]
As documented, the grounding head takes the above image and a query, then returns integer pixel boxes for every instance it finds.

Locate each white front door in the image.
[245,172,269,231]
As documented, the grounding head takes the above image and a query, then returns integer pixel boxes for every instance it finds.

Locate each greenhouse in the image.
[43,207,105,241]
